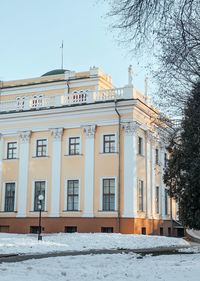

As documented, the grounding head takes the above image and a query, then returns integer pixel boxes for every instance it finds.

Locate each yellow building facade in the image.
[0,67,178,235]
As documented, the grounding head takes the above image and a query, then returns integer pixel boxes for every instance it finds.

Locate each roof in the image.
[41,69,68,77]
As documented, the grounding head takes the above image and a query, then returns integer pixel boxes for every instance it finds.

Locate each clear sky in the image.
[0,0,150,92]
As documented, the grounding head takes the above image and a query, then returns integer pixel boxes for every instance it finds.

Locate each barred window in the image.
[67,180,79,211]
[103,179,115,211]
[4,183,15,212]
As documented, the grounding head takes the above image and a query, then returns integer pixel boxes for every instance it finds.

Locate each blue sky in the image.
[0,0,150,91]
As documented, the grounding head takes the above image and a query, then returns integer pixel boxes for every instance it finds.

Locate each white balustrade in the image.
[0,87,126,113]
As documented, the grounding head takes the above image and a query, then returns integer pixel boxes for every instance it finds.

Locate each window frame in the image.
[101,178,116,211]
[32,180,47,212]
[66,179,80,211]
[164,152,168,167]
[35,138,48,157]
[103,134,116,154]
[155,148,159,165]
[138,136,144,156]
[138,179,144,212]
[65,178,80,211]
[68,137,81,155]
[165,189,169,215]
[6,141,18,159]
[3,182,16,212]
[155,186,160,214]
[66,135,82,156]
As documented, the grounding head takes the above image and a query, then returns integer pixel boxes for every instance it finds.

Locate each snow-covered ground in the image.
[0,232,188,255]
[1,253,200,281]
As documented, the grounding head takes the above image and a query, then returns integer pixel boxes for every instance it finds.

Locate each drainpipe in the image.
[115,101,121,233]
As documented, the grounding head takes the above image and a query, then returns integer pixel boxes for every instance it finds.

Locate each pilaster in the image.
[159,141,166,218]
[50,128,63,217]
[83,125,96,217]
[146,131,153,218]
[0,134,3,211]
[122,121,140,217]
[17,131,31,217]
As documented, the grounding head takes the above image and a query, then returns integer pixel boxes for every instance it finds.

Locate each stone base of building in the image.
[0,217,181,237]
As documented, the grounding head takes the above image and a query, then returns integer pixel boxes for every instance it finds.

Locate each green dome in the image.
[41,69,68,77]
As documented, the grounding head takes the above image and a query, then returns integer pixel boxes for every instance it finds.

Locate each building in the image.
[0,66,178,235]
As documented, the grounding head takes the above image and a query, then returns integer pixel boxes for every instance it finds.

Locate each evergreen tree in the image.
[164,81,200,229]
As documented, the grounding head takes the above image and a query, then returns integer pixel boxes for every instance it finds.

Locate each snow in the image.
[187,229,200,240]
[1,253,200,281]
[0,233,189,255]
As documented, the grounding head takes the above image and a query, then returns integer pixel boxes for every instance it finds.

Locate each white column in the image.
[83,125,96,217]
[160,143,166,218]
[146,131,152,218]
[0,134,3,211]
[123,122,139,217]
[50,128,63,217]
[151,138,156,218]
[17,131,31,217]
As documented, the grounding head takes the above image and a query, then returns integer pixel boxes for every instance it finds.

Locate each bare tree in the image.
[107,0,200,115]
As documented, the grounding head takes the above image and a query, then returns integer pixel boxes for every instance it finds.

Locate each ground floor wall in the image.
[0,217,183,237]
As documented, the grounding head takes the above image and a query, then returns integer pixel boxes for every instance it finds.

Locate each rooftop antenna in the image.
[60,40,64,69]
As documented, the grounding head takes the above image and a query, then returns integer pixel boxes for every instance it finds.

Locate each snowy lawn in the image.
[0,233,188,255]
[0,253,200,281]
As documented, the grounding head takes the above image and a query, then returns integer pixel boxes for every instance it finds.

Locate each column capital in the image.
[51,128,63,141]
[159,141,166,151]
[123,121,140,136]
[19,131,31,143]
[146,130,154,142]
[83,125,96,138]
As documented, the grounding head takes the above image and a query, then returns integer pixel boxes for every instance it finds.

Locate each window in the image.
[0,226,9,232]
[4,183,15,212]
[101,227,113,233]
[30,226,44,234]
[165,189,169,215]
[67,180,79,211]
[141,227,146,235]
[65,226,77,233]
[7,142,17,159]
[103,134,115,153]
[16,96,25,110]
[164,153,168,167]
[102,178,115,211]
[34,181,45,211]
[138,180,144,211]
[32,94,43,108]
[36,139,47,157]
[156,186,160,214]
[155,148,159,165]
[138,136,143,155]
[69,137,80,155]
[160,227,164,236]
